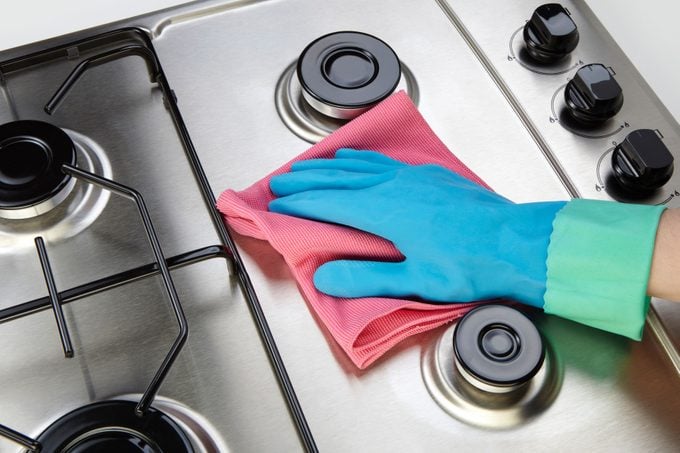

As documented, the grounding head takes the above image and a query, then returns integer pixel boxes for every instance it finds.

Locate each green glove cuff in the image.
[544,199,665,340]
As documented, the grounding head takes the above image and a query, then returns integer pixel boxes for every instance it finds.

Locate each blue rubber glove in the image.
[269,149,566,307]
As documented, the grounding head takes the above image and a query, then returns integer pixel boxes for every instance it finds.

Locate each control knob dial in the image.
[564,63,623,124]
[612,129,674,193]
[523,3,579,63]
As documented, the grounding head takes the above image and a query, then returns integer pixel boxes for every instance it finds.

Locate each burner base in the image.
[421,317,562,429]
[36,400,194,453]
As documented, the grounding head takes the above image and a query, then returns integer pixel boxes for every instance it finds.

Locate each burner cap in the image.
[36,401,193,453]
[453,305,544,389]
[0,120,76,216]
[297,31,401,119]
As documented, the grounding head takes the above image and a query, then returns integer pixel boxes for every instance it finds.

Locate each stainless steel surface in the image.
[422,319,561,429]
[0,0,679,451]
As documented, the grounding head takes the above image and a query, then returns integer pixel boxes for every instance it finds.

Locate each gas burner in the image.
[35,400,194,453]
[0,127,111,251]
[421,305,562,429]
[453,304,544,393]
[275,32,419,143]
[0,120,77,220]
[32,397,229,453]
[297,31,401,120]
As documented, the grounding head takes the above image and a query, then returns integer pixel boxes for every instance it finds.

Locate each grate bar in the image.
[44,44,160,115]
[0,424,40,452]
[34,236,74,358]
[0,245,225,324]
[61,163,188,417]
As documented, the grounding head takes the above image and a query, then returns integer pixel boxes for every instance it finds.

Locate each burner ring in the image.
[63,427,162,452]
[36,401,194,453]
[297,31,401,119]
[0,120,76,218]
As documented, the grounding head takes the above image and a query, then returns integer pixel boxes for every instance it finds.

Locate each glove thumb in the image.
[313,260,413,299]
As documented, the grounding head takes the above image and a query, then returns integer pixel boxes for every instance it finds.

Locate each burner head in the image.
[36,401,193,453]
[453,305,544,393]
[0,120,77,219]
[297,31,401,119]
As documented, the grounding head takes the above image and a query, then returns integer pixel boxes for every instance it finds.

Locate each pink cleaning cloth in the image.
[217,90,489,369]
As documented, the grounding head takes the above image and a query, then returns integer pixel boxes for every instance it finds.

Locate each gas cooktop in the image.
[0,1,678,451]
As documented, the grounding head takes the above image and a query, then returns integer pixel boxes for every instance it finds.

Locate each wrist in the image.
[647,209,680,300]
[543,199,665,339]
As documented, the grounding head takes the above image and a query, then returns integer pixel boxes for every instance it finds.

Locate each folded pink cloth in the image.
[217,90,489,368]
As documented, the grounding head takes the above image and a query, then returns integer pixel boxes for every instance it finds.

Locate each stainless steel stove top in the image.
[0,0,678,451]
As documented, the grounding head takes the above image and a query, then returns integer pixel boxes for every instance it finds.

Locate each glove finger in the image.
[317,259,480,303]
[314,260,417,299]
[270,169,392,197]
[334,149,408,168]
[268,189,380,233]
[291,158,398,174]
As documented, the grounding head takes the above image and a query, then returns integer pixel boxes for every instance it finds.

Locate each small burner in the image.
[297,31,401,119]
[421,305,561,429]
[453,305,544,393]
[0,120,77,220]
[36,401,193,453]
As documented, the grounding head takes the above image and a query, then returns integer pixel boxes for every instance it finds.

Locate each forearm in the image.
[648,208,680,301]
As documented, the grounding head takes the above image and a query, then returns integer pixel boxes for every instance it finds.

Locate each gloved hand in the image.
[269,148,565,307]
[270,148,666,340]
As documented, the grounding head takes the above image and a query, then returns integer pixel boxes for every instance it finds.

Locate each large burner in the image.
[297,31,401,120]
[36,401,194,453]
[276,31,419,143]
[0,120,77,219]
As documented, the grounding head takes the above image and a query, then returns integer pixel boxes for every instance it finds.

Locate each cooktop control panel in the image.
[439,0,680,359]
[440,0,680,208]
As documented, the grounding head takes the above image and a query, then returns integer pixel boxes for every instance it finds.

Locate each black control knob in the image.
[612,129,674,193]
[564,64,623,124]
[523,3,579,63]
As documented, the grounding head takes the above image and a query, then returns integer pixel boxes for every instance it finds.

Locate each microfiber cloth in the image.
[217,90,489,368]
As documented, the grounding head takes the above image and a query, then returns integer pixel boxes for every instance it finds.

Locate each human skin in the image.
[648,209,680,300]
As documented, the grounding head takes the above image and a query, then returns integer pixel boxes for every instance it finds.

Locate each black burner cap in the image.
[0,120,76,209]
[36,400,193,453]
[297,31,401,109]
[453,305,544,387]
